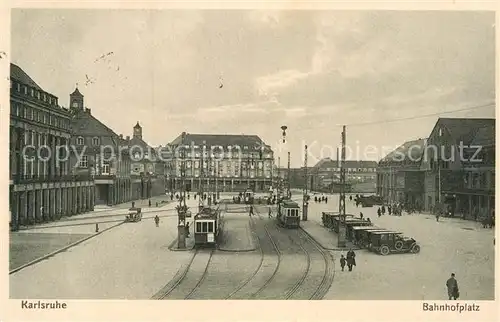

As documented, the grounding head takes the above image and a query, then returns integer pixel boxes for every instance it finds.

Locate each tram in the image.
[243,188,255,204]
[277,199,301,228]
[193,206,223,247]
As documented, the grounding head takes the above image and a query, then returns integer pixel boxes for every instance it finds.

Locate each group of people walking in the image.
[339,249,357,272]
[314,195,328,203]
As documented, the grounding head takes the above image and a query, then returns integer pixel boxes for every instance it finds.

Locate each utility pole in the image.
[277,156,281,200]
[303,144,308,221]
[338,125,347,248]
[177,136,188,249]
[287,151,291,198]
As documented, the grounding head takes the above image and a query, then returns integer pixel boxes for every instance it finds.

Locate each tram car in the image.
[277,199,301,228]
[243,189,255,204]
[193,206,223,247]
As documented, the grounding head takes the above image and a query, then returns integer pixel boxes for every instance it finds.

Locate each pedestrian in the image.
[359,212,363,220]
[154,215,160,227]
[268,207,272,218]
[381,205,385,214]
[388,206,392,216]
[377,207,381,218]
[436,212,440,222]
[349,195,352,201]
[446,273,459,300]
[325,196,328,203]
[249,205,254,217]
[340,255,346,271]
[132,201,135,208]
[346,248,356,272]
[148,199,152,207]
[367,218,371,224]
[185,221,190,238]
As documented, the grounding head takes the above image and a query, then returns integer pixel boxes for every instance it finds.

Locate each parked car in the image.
[369,231,421,255]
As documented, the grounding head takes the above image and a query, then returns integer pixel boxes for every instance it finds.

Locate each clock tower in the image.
[133,121,142,140]
[70,85,84,111]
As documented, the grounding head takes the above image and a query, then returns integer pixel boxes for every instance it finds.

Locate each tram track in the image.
[152,249,213,300]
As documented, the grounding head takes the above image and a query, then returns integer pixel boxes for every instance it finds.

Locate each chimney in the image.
[85,108,91,114]
[126,136,130,141]
[119,134,123,139]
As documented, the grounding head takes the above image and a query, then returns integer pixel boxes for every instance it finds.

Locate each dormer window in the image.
[438,128,443,137]
[30,88,34,97]
[43,93,46,101]
[23,86,27,95]
[16,83,20,92]
[77,136,84,145]
[92,137,99,145]
[72,101,79,108]
[37,91,40,99]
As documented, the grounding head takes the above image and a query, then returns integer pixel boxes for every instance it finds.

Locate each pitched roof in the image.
[437,118,495,145]
[10,63,43,91]
[470,124,495,147]
[379,138,426,165]
[170,133,271,150]
[70,110,121,147]
[71,87,83,97]
[312,158,378,169]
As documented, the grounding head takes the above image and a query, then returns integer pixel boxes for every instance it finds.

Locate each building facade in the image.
[9,64,94,229]
[68,87,132,206]
[310,158,378,192]
[167,132,274,192]
[129,122,166,199]
[376,138,426,209]
[422,118,495,219]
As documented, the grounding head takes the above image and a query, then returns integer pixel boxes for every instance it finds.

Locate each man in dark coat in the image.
[346,248,356,271]
[446,273,459,300]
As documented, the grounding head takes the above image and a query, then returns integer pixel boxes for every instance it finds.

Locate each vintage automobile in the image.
[321,212,354,231]
[344,219,373,240]
[348,226,381,243]
[356,195,384,207]
[368,231,421,255]
[125,207,142,222]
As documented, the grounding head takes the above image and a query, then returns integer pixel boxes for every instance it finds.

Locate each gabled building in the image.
[68,87,132,206]
[168,132,274,192]
[9,64,94,229]
[422,118,495,219]
[128,122,166,199]
[377,138,426,208]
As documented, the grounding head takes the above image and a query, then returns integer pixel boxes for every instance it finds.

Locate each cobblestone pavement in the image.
[304,193,495,300]
[9,205,195,299]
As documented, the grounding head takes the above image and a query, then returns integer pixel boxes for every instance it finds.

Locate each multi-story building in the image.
[377,138,426,208]
[128,121,166,199]
[168,132,274,192]
[9,64,94,229]
[68,87,132,206]
[310,158,378,192]
[422,118,495,219]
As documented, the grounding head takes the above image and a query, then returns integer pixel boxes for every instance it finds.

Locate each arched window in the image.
[77,136,84,145]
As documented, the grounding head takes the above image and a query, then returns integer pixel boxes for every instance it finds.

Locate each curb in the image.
[17,211,178,231]
[9,221,125,275]
[167,238,195,251]
[299,226,362,251]
[217,247,257,252]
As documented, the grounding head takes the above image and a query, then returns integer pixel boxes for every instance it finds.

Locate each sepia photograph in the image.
[3,5,496,314]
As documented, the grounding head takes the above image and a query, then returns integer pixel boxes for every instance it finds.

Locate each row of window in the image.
[195,220,215,233]
[323,167,377,172]
[11,103,70,130]
[11,81,59,106]
[76,136,100,146]
[78,156,110,174]
[179,152,272,159]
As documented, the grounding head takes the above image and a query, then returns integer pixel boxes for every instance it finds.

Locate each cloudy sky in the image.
[11,10,495,167]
